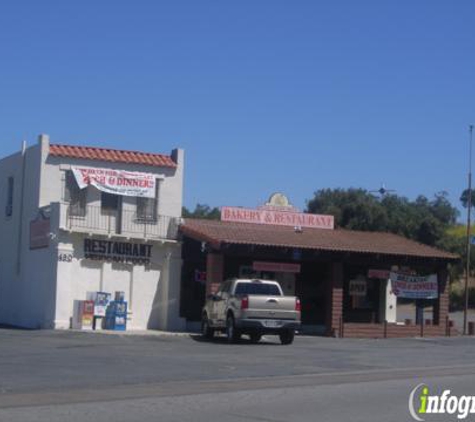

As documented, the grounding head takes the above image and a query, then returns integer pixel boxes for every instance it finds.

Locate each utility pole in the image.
[464,125,474,335]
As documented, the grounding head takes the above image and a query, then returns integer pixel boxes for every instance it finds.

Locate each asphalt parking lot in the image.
[1,329,475,421]
[0,328,474,395]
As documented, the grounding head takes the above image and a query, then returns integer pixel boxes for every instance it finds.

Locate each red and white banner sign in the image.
[253,261,301,273]
[72,167,156,198]
[221,206,334,229]
[389,272,438,299]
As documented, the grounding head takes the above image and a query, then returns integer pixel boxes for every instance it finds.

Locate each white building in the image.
[0,134,186,331]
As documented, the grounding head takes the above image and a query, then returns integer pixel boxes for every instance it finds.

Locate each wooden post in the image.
[326,262,344,336]
[433,268,449,326]
[206,252,224,295]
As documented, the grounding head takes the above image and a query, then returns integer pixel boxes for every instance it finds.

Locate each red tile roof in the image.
[181,219,458,261]
[49,144,177,168]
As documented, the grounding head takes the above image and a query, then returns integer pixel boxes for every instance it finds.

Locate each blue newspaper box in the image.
[104,301,127,331]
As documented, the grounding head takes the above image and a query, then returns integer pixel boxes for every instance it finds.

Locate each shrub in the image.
[449,287,475,312]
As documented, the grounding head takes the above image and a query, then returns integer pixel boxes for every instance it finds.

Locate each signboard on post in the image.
[389,272,438,299]
[72,167,157,198]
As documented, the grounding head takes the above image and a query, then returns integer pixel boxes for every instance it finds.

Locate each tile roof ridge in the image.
[50,142,171,158]
[330,227,458,255]
[181,218,458,259]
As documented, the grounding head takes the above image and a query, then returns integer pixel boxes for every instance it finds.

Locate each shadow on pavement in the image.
[0,324,35,331]
[189,333,280,346]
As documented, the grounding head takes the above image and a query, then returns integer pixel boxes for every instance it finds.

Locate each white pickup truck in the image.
[201,278,301,344]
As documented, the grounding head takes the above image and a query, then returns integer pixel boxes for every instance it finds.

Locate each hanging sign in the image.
[195,270,207,283]
[349,279,367,296]
[253,261,301,273]
[72,167,156,198]
[389,272,438,299]
[368,269,390,279]
[30,217,51,249]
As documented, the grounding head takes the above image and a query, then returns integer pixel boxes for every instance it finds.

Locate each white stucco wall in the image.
[54,231,185,330]
[0,139,58,328]
[0,134,185,331]
[38,137,184,220]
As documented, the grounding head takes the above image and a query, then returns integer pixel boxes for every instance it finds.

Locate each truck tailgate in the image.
[244,295,299,320]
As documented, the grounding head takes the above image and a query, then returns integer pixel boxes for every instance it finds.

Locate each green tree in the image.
[306,189,459,247]
[437,228,466,281]
[306,188,388,231]
[182,203,220,220]
[460,189,475,209]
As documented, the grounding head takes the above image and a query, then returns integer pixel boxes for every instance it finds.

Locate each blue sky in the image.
[1,1,474,217]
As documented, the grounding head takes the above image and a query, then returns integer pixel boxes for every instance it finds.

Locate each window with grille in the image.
[64,171,86,217]
[136,181,159,222]
[101,192,120,212]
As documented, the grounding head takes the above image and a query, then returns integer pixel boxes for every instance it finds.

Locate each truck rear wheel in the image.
[279,330,295,345]
[226,315,240,344]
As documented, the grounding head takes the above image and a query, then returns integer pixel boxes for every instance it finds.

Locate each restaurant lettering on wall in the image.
[84,239,153,265]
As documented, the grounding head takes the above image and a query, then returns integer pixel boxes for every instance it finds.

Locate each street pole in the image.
[464,125,473,335]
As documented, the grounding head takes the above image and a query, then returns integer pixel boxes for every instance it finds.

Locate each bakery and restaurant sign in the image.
[72,167,156,198]
[221,207,334,229]
[84,239,153,265]
[221,192,333,229]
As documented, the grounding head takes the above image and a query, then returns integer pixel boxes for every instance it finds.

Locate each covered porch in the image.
[179,218,458,338]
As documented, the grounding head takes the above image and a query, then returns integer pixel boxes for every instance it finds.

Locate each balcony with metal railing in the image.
[58,203,180,241]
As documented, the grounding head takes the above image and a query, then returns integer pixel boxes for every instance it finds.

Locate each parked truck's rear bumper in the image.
[234,319,301,332]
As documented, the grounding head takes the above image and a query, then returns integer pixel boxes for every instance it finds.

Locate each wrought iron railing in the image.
[62,203,179,240]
